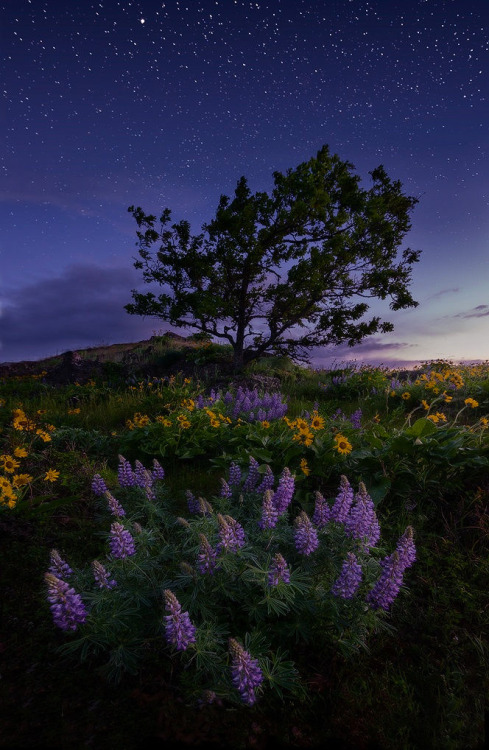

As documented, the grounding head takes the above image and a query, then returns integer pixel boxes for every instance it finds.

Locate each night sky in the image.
[2,0,489,367]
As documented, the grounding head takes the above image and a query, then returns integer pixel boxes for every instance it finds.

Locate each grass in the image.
[1,340,489,748]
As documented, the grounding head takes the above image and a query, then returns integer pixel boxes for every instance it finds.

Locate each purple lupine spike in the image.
[268,553,290,586]
[256,465,274,494]
[330,475,355,523]
[259,489,279,530]
[228,462,242,487]
[48,549,73,579]
[151,459,165,481]
[220,478,232,499]
[45,573,87,631]
[396,526,416,569]
[229,638,263,706]
[366,551,405,611]
[109,522,136,559]
[196,394,205,408]
[117,455,136,487]
[312,491,331,528]
[294,511,319,555]
[331,552,363,599]
[134,460,153,488]
[163,590,196,651]
[186,489,200,514]
[92,560,117,589]
[91,473,108,496]
[196,533,219,575]
[243,456,260,492]
[217,514,245,552]
[224,515,246,548]
[349,409,362,429]
[197,497,213,516]
[344,483,380,548]
[272,467,295,514]
[224,391,233,405]
[145,485,156,501]
[105,490,126,518]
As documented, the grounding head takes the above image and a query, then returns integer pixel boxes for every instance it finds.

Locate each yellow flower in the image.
[12,473,33,487]
[434,412,447,422]
[260,420,270,428]
[427,414,439,424]
[310,414,325,430]
[443,392,453,403]
[13,447,28,458]
[479,417,488,427]
[179,419,191,429]
[373,413,380,423]
[36,430,52,442]
[334,434,352,455]
[67,408,81,415]
[465,398,479,408]
[390,390,396,397]
[421,400,430,411]
[44,469,60,482]
[0,455,20,473]
[181,398,195,411]
[401,392,411,400]
[37,409,47,415]
[300,458,310,476]
[184,378,192,384]
[293,431,313,447]
[156,416,172,427]
[0,476,12,491]
[295,418,309,431]
[210,418,220,428]
[46,424,56,432]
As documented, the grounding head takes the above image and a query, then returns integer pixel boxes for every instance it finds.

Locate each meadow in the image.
[1,336,488,749]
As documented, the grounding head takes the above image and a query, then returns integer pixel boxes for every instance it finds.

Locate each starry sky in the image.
[2,0,489,367]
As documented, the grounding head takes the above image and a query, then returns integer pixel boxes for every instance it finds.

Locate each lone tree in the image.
[125,145,421,371]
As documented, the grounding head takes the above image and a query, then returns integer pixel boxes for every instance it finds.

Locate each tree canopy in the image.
[125,145,421,371]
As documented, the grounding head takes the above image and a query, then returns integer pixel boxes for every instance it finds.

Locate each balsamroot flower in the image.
[272,467,295,514]
[243,456,260,492]
[330,475,355,523]
[92,560,117,589]
[48,549,73,579]
[312,490,331,528]
[294,511,319,555]
[259,490,278,530]
[117,455,136,487]
[344,482,380,548]
[217,514,245,552]
[196,534,219,575]
[268,553,290,586]
[109,522,136,559]
[105,490,126,518]
[163,590,196,651]
[45,573,87,631]
[229,638,264,706]
[331,552,363,599]
[91,473,108,496]
[366,527,416,611]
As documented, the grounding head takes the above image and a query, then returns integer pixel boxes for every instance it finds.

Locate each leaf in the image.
[405,418,438,438]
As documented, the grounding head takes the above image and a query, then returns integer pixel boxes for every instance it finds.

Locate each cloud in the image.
[453,304,489,319]
[0,264,162,363]
[424,287,460,302]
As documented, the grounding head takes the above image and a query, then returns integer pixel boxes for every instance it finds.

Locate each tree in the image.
[125,145,421,371]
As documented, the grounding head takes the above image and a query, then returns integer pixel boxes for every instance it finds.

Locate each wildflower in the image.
[443,393,453,403]
[480,417,489,427]
[220,478,232,499]
[373,413,381,423]
[0,455,20,474]
[196,534,219,575]
[134,460,153,488]
[349,409,362,429]
[465,398,479,408]
[331,552,363,599]
[242,456,260,492]
[92,560,117,590]
[421,400,430,411]
[267,552,290,586]
[312,490,331,528]
[310,413,325,430]
[180,419,191,429]
[330,475,355,523]
[217,513,246,551]
[44,469,60,482]
[395,526,416,569]
[293,430,314,447]
[229,638,263,706]
[163,590,196,651]
[12,473,33,488]
[156,416,172,427]
[36,430,52,443]
[427,414,439,424]
[186,489,200,514]
[296,418,309,430]
[151,459,165,481]
[434,411,447,422]
[334,434,352,455]
[259,489,279,530]
[48,549,73,578]
[294,511,319,555]
[45,573,87,631]
[105,491,126,518]
[91,473,108,496]
[272,467,295,514]
[117,455,136,487]
[109,522,136,559]
[401,392,411,400]
[300,458,310,476]
[256,465,274,494]
[13,447,28,458]
[344,482,380,548]
[228,462,242,487]
[366,527,416,611]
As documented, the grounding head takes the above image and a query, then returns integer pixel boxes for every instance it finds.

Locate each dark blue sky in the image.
[2,0,489,366]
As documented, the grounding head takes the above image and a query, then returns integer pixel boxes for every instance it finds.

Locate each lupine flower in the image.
[92,560,117,590]
[217,514,245,552]
[105,490,126,518]
[258,489,278,530]
[268,553,290,586]
[151,459,165,481]
[91,473,108,496]
[256,466,274,494]
[117,455,136,487]
[134,460,153,488]
[220,478,232,499]
[312,491,331,528]
[396,526,416,568]
[366,528,415,611]
[345,482,380,548]
[228,462,242,487]
[48,549,73,578]
[186,489,200,514]
[109,522,136,559]
[294,511,319,555]
[45,573,87,631]
[330,475,355,523]
[349,409,362,429]
[331,552,363,599]
[242,456,260,492]
[196,534,219,575]
[229,638,263,706]
[163,590,196,651]
[197,497,213,516]
[272,467,295,514]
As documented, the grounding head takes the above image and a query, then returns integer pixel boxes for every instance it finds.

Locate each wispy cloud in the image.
[424,287,460,302]
[453,304,489,319]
